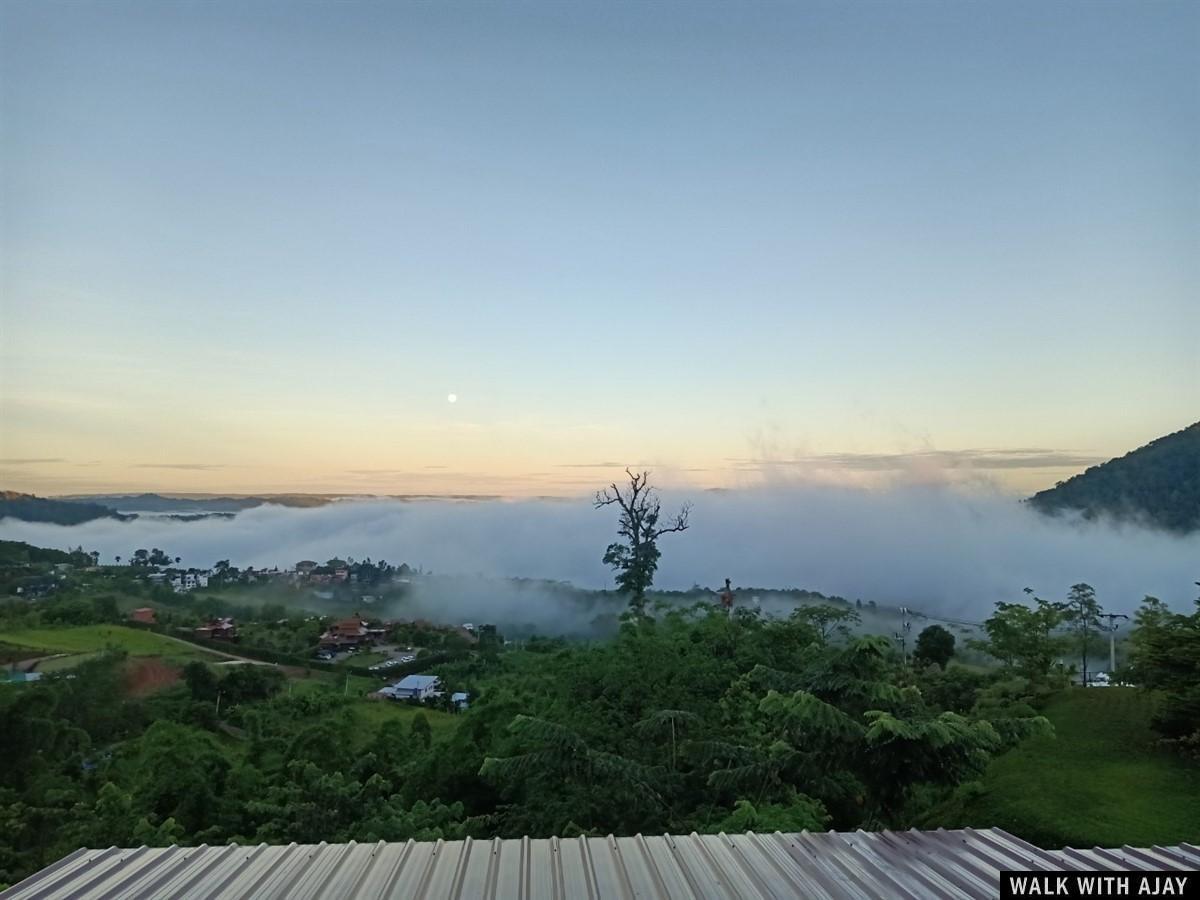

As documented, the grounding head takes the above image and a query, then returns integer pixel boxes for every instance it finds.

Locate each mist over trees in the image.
[3,483,1196,622]
[1,502,1198,889]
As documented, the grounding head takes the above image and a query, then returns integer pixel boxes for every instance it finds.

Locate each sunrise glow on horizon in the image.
[2,1,1196,498]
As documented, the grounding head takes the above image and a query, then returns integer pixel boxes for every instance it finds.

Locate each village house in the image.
[171,571,209,593]
[317,614,387,651]
[129,607,157,625]
[15,576,60,599]
[194,617,238,641]
[374,674,440,702]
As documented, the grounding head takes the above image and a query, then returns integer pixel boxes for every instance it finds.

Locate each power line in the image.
[906,608,988,629]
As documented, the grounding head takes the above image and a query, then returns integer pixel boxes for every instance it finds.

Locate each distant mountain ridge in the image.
[0,491,131,525]
[1028,422,1200,532]
[54,493,334,512]
[1,492,508,524]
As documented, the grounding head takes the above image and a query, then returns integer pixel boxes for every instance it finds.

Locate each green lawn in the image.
[352,699,459,741]
[0,625,221,665]
[280,676,458,742]
[287,671,378,697]
[930,688,1200,848]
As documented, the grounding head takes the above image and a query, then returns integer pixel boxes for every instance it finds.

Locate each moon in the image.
[447,393,457,404]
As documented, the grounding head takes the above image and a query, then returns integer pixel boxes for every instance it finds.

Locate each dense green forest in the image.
[3,581,1198,889]
[1028,422,1200,532]
[0,608,1029,886]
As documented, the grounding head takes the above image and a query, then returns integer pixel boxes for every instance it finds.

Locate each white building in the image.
[378,674,440,701]
[169,571,210,593]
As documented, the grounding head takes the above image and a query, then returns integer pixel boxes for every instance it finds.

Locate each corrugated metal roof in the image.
[3,828,1197,899]
[392,674,439,690]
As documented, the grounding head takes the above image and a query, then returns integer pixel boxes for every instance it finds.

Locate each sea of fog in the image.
[2,484,1197,618]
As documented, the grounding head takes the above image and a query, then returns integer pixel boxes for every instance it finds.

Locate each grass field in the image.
[930,688,1200,848]
[0,626,222,666]
[284,673,459,741]
[351,697,458,740]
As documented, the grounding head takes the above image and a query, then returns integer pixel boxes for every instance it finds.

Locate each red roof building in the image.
[194,617,238,641]
[318,614,376,649]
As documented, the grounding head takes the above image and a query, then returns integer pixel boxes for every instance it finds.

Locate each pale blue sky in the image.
[2,0,1197,495]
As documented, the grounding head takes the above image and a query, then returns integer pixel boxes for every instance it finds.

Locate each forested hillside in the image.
[0,492,129,525]
[0,541,85,567]
[1028,423,1200,532]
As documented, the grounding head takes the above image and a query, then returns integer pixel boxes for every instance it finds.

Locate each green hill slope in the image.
[1028,422,1200,532]
[0,491,129,525]
[927,688,1200,848]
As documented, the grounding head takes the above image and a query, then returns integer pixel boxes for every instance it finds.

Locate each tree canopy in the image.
[913,624,955,669]
[594,469,691,616]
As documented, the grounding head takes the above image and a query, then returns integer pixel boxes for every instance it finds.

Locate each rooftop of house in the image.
[4,828,1197,899]
[392,674,439,691]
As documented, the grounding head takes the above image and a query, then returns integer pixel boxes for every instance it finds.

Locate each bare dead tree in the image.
[594,469,691,616]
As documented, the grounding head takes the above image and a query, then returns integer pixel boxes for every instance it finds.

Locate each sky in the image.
[2,0,1197,497]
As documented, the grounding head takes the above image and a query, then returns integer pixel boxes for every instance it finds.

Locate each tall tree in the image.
[410,712,432,750]
[594,469,691,616]
[1065,583,1103,685]
[1128,592,1200,751]
[913,624,955,669]
[970,593,1067,680]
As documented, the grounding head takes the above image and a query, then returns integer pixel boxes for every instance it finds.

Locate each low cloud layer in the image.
[1,483,1196,618]
[725,449,1106,471]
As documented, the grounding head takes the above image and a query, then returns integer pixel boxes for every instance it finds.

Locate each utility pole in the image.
[215,690,222,718]
[894,606,912,665]
[1099,613,1130,675]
